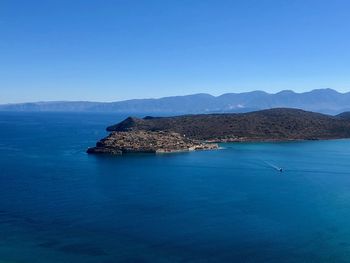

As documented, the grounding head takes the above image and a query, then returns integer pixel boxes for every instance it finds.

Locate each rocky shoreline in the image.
[87,130,218,155]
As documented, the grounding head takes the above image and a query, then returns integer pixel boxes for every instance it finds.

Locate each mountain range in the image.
[1,88,350,115]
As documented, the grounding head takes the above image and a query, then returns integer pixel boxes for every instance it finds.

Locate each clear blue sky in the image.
[1,0,350,103]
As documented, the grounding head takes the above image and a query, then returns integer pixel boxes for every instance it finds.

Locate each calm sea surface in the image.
[1,112,350,262]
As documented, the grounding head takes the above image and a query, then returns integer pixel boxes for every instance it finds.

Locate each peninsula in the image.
[87,108,350,155]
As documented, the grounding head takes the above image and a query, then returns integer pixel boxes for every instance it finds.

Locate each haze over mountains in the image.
[1,88,350,115]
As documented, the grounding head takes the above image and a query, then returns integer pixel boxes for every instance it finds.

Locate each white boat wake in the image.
[263,161,283,172]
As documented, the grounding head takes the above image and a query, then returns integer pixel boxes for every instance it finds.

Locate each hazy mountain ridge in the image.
[337,112,350,119]
[1,89,350,114]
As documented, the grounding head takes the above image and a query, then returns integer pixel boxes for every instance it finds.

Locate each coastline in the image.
[87,133,350,156]
[208,136,350,143]
[87,130,219,155]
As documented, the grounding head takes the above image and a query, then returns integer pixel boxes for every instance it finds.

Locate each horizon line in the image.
[1,88,349,105]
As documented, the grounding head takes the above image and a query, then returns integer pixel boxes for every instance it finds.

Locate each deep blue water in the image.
[1,112,350,262]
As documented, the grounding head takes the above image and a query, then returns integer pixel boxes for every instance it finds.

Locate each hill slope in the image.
[107,108,350,141]
[337,112,350,120]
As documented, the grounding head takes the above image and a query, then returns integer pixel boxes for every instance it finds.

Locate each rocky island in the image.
[87,108,350,155]
[87,130,218,154]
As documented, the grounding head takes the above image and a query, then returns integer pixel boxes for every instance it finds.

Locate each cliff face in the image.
[107,108,350,141]
[87,130,218,155]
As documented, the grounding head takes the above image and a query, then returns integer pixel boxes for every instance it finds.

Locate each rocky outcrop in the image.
[87,130,218,155]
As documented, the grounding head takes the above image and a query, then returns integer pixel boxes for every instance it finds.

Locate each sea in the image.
[0,112,350,262]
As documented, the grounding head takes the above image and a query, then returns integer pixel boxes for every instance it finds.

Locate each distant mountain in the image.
[337,112,350,119]
[1,89,350,114]
[106,108,350,141]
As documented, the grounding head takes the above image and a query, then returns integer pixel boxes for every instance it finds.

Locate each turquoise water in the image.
[1,112,350,262]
